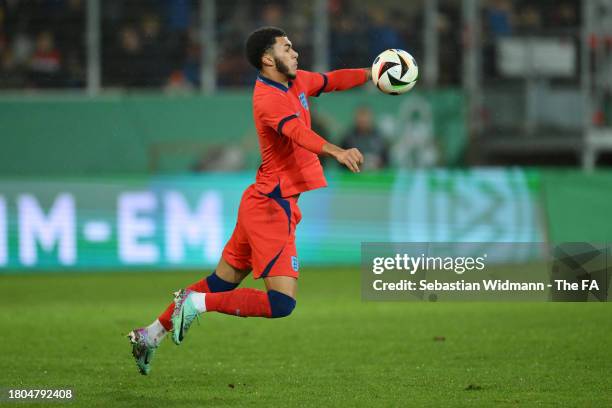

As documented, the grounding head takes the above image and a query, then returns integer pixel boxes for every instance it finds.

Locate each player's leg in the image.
[258,192,300,318]
[172,275,297,328]
[154,213,252,337]
[189,276,297,318]
[171,187,301,344]
[128,209,252,374]
[171,269,298,345]
[264,275,297,298]
[215,257,253,283]
[263,275,297,317]
[127,259,249,375]
[157,258,250,333]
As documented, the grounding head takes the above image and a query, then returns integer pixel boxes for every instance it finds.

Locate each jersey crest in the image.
[298,92,309,110]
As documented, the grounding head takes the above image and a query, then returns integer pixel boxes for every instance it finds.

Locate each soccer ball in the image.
[371,49,418,95]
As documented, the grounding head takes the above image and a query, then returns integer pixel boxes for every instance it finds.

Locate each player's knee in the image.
[267,290,296,318]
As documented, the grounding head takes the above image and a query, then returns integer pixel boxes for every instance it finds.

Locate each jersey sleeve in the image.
[297,70,329,97]
[255,93,328,154]
[298,69,368,97]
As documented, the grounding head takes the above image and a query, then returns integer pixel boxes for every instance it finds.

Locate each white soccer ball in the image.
[371,49,418,95]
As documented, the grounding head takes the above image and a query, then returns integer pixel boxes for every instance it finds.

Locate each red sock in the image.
[157,278,211,330]
[205,288,272,317]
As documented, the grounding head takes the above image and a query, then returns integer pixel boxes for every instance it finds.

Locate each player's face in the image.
[272,36,298,80]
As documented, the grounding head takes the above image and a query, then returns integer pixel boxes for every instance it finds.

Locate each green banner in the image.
[0,169,543,272]
[541,170,612,242]
[0,89,465,175]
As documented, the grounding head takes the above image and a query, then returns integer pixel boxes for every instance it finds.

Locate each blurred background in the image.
[0,0,611,271]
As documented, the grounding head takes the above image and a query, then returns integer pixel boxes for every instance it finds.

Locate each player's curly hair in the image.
[245,26,287,70]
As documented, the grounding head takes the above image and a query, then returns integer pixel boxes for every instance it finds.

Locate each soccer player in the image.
[128,26,371,375]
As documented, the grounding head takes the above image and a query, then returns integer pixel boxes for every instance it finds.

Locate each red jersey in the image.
[252,68,368,197]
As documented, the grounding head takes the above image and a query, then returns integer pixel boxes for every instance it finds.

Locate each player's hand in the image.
[321,143,364,173]
[335,148,364,173]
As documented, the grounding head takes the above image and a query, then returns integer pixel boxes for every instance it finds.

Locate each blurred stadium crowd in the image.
[0,0,85,88]
[0,0,580,90]
[3,0,607,170]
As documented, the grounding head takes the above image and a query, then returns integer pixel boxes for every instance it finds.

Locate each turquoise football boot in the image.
[127,328,157,375]
[171,289,200,345]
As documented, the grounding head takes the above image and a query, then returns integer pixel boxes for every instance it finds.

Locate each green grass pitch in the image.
[1,267,610,407]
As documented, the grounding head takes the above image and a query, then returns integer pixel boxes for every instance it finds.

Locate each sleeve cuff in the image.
[314,73,329,97]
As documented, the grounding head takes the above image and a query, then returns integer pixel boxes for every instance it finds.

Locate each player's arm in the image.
[303,69,371,97]
[324,68,371,92]
[322,142,364,173]
[280,119,363,173]
[257,94,364,172]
